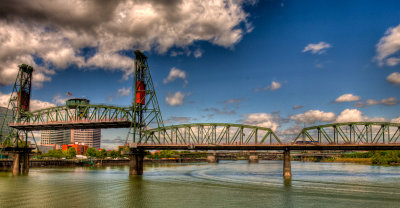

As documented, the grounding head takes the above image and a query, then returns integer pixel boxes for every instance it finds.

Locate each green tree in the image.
[42,149,64,159]
[109,150,120,158]
[97,149,108,159]
[67,147,77,159]
[86,147,97,158]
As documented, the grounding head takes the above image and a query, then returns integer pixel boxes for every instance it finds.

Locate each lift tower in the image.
[0,64,33,147]
[0,64,34,175]
[127,50,164,144]
[126,50,164,175]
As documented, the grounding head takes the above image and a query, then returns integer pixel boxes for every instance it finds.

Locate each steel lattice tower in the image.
[0,64,34,148]
[126,50,164,144]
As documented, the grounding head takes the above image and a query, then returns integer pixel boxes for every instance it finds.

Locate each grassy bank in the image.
[322,158,372,164]
[321,151,400,165]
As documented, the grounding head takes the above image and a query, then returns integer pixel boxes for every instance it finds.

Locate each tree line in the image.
[40,147,124,159]
[343,151,400,165]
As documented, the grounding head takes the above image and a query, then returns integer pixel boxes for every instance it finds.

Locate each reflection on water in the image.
[1,161,400,207]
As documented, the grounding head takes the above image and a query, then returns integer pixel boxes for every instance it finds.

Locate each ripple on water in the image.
[1,161,400,208]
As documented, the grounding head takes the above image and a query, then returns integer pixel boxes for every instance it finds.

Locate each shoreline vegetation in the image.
[3,149,400,167]
[314,151,400,165]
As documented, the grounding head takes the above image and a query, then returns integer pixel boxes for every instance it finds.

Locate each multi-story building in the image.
[41,129,101,149]
[40,98,101,149]
[0,106,13,141]
[40,130,71,145]
[71,129,101,149]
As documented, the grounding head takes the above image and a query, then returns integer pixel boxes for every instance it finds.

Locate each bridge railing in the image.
[139,123,281,145]
[294,122,400,144]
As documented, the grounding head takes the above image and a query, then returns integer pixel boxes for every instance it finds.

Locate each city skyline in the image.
[0,0,400,148]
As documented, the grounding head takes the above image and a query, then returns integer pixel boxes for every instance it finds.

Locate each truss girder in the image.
[295,122,400,144]
[139,123,281,145]
[7,104,134,130]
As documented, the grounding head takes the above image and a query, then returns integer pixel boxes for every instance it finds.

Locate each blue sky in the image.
[0,0,400,148]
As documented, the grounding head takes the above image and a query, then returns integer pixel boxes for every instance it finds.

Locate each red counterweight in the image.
[136,81,145,104]
[18,90,30,112]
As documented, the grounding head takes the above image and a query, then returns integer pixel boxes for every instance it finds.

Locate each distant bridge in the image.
[295,122,400,144]
[139,123,280,145]
[121,122,400,151]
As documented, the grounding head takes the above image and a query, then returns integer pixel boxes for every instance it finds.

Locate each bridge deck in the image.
[8,120,133,130]
[134,144,400,151]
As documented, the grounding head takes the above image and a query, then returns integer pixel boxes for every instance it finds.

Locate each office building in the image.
[71,129,101,149]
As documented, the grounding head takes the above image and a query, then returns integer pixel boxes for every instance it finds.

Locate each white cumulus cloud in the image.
[52,94,68,105]
[290,110,336,124]
[302,41,331,54]
[334,93,361,102]
[117,87,131,96]
[387,72,400,85]
[375,24,400,66]
[392,116,400,123]
[257,81,282,91]
[336,109,387,123]
[165,91,185,106]
[240,113,281,131]
[163,67,188,86]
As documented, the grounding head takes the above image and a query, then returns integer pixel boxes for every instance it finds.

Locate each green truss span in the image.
[139,123,281,145]
[295,122,400,144]
[8,104,135,130]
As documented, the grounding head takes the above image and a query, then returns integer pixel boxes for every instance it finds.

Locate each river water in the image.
[1,161,400,207]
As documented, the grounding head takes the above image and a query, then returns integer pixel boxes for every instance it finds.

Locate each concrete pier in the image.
[207,151,218,163]
[11,151,30,176]
[22,153,30,174]
[12,153,20,176]
[129,150,144,175]
[283,149,291,178]
[248,151,259,163]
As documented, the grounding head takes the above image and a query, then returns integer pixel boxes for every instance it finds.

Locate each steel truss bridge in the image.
[8,104,134,130]
[295,122,400,145]
[9,115,400,150]
[140,123,280,144]
[131,122,400,151]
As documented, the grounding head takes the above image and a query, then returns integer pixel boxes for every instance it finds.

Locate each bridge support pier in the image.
[248,151,259,163]
[207,151,218,163]
[22,152,30,174]
[12,153,20,176]
[128,149,144,176]
[11,151,30,176]
[283,149,291,178]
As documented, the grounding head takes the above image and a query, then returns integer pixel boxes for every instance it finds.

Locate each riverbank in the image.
[322,158,372,164]
[0,158,207,170]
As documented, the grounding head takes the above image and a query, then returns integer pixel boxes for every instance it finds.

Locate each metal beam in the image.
[141,123,281,145]
[294,122,400,144]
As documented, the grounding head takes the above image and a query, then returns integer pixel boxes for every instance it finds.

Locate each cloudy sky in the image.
[1,0,400,148]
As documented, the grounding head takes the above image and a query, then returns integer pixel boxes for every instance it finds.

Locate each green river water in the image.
[1,160,400,208]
